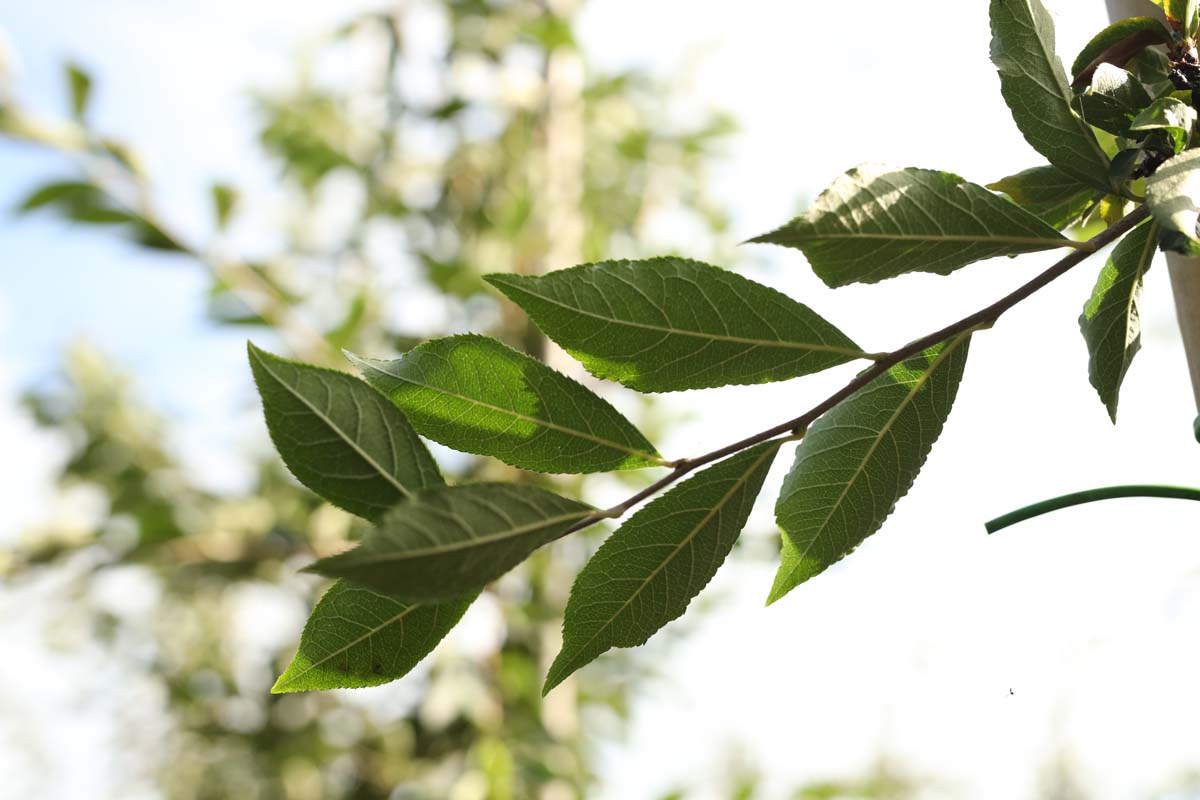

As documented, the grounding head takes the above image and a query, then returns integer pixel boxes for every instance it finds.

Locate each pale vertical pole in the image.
[1105,0,1200,437]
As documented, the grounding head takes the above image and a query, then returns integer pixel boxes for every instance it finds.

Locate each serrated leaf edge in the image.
[769,332,971,602]
[544,441,782,694]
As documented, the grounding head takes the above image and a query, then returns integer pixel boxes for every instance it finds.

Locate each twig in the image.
[558,205,1151,538]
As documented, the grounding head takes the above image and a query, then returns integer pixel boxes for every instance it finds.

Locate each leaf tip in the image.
[299,559,328,578]
[541,666,568,697]
[742,227,783,247]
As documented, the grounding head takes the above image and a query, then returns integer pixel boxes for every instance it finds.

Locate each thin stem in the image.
[985,485,1200,534]
[556,205,1150,540]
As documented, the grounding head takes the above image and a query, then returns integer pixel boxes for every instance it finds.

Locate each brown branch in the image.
[560,204,1151,538]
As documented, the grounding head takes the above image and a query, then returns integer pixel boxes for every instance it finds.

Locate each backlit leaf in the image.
[349,335,664,473]
[769,334,971,604]
[544,441,782,694]
[988,165,1101,229]
[272,582,474,693]
[990,0,1113,191]
[751,165,1074,287]
[485,258,867,392]
[248,343,443,520]
[1080,219,1158,421]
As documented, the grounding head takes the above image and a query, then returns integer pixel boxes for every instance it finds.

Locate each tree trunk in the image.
[1105,0,1200,436]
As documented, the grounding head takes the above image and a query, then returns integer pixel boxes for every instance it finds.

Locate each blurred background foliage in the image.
[0,1,1166,798]
[0,1,765,798]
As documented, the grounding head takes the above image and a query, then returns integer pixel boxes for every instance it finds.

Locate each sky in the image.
[3,0,1200,798]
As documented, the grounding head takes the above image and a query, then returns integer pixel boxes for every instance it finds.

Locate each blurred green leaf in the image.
[544,441,781,694]
[273,581,474,692]
[17,179,184,252]
[752,165,1071,287]
[487,258,866,392]
[310,483,593,600]
[248,343,444,520]
[770,334,971,604]
[258,91,359,189]
[1080,219,1157,422]
[66,61,92,120]
[211,182,238,229]
[990,0,1112,191]
[325,293,368,351]
[349,335,664,473]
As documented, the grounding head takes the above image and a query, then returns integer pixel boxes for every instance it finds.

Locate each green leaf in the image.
[16,179,185,252]
[1130,98,1197,154]
[1069,17,1172,88]
[309,483,594,601]
[348,335,664,474]
[1153,0,1197,30]
[987,165,1102,229]
[1080,219,1158,422]
[66,62,92,120]
[1091,64,1153,109]
[484,258,867,393]
[543,441,782,694]
[1146,148,1200,243]
[769,333,972,604]
[751,165,1074,287]
[1072,64,1153,138]
[252,350,474,697]
[247,343,443,520]
[18,180,96,213]
[272,582,474,693]
[212,182,238,229]
[1126,47,1175,98]
[990,0,1112,192]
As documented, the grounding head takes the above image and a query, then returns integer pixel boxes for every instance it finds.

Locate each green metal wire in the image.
[985,485,1200,534]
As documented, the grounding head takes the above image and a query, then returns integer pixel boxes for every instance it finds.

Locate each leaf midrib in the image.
[337,508,594,566]
[254,352,411,500]
[556,443,779,674]
[276,590,419,688]
[782,231,1078,248]
[364,361,665,466]
[495,278,870,358]
[781,334,969,582]
[1006,0,1112,185]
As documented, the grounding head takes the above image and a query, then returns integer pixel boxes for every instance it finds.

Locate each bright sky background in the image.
[3,1,1200,798]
